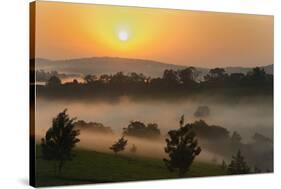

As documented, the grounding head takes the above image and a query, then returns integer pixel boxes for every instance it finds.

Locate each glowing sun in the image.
[118,30,129,41]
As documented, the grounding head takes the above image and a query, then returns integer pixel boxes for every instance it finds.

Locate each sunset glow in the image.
[35,1,273,67]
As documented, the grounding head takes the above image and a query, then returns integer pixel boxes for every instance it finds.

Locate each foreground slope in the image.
[36,146,225,187]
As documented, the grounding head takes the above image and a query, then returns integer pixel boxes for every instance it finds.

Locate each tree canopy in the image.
[41,109,80,174]
[227,150,250,175]
[163,115,201,177]
[110,136,128,155]
[123,121,161,139]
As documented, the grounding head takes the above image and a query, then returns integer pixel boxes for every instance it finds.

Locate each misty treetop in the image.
[123,121,161,139]
[194,106,210,118]
[74,120,113,134]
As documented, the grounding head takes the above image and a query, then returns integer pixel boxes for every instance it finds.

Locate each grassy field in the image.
[35,145,226,187]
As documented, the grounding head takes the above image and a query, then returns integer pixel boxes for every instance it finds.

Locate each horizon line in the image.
[34,56,273,69]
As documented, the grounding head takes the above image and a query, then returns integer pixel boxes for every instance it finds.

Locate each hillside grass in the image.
[35,145,226,187]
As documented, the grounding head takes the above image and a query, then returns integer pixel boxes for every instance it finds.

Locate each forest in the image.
[35,66,273,100]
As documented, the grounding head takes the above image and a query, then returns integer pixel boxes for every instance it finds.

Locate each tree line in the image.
[38,67,273,99]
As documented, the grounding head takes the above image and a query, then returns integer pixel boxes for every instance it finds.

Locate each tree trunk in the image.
[178,169,185,177]
[58,160,64,175]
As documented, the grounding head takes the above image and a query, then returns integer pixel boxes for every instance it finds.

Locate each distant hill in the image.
[35,57,273,77]
[224,64,273,75]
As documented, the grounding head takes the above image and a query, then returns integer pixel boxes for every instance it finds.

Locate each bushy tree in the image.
[178,67,199,85]
[110,136,128,155]
[163,115,201,177]
[84,74,97,84]
[227,150,250,174]
[204,68,227,82]
[163,69,179,85]
[247,67,267,82]
[47,75,61,87]
[190,120,229,141]
[100,74,112,83]
[123,121,160,139]
[41,109,80,175]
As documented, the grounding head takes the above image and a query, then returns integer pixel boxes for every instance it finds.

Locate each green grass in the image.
[35,145,226,187]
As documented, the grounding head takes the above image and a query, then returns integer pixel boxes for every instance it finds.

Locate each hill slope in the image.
[36,146,225,187]
[35,57,273,77]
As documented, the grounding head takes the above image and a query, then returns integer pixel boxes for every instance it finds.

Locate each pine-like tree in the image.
[163,115,201,177]
[110,136,128,155]
[41,109,80,175]
[227,150,250,174]
[221,160,227,171]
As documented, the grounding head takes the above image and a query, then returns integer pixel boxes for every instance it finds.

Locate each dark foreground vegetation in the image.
[36,67,273,100]
[36,145,226,187]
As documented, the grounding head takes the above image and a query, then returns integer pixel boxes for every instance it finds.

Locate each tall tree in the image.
[227,150,250,174]
[163,115,201,177]
[110,136,128,155]
[221,160,227,171]
[41,109,80,175]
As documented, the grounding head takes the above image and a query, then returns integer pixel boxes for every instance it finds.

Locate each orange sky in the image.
[34,1,273,68]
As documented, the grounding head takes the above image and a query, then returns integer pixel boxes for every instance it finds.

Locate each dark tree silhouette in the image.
[38,66,273,100]
[84,74,97,84]
[204,68,227,88]
[130,144,137,154]
[163,115,201,177]
[46,75,61,87]
[178,67,199,85]
[110,72,128,85]
[41,109,80,175]
[100,74,112,83]
[129,72,146,83]
[221,160,227,171]
[190,120,229,141]
[231,131,242,144]
[72,79,79,85]
[123,121,161,139]
[247,67,267,82]
[252,132,272,144]
[110,136,128,155]
[227,150,250,175]
[163,69,179,85]
[74,120,113,134]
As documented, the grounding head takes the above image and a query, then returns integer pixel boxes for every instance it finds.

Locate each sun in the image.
[118,30,129,41]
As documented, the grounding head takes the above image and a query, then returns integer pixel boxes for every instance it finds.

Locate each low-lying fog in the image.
[35,95,273,163]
